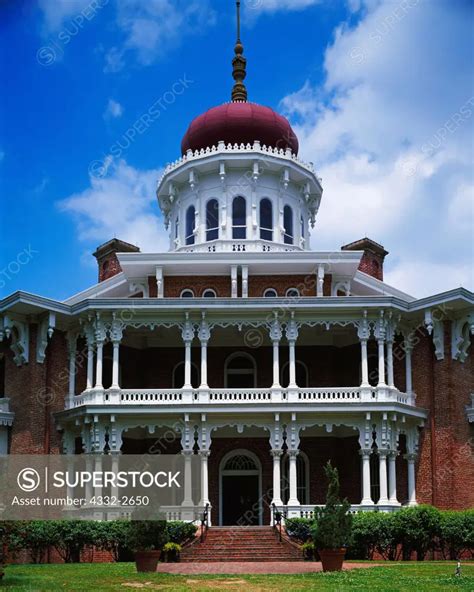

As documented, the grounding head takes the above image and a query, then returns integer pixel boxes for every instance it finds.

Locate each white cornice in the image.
[353,270,416,302]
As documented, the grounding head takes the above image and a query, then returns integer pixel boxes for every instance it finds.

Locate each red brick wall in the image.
[4,326,67,454]
[147,273,332,298]
[410,324,474,510]
[248,274,331,297]
[97,253,122,282]
[116,343,361,389]
[162,276,232,298]
[357,252,384,281]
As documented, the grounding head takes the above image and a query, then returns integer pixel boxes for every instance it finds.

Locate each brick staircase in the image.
[181,526,303,562]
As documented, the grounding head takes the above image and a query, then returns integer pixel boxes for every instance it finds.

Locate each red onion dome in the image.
[181,102,299,156]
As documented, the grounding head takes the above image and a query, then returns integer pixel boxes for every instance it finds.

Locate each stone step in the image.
[181,526,302,563]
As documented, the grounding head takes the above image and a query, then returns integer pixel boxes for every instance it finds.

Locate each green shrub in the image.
[166,521,197,545]
[284,517,314,542]
[349,512,399,560]
[126,520,167,552]
[93,521,132,562]
[393,505,441,560]
[439,510,474,559]
[311,462,353,550]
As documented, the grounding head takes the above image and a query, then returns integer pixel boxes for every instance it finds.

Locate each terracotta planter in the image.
[318,548,346,572]
[134,550,161,572]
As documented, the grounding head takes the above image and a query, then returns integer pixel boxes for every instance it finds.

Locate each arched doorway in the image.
[219,450,262,526]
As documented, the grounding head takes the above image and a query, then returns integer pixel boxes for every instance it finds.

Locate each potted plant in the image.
[311,461,353,572]
[301,541,315,561]
[127,520,167,572]
[162,542,182,562]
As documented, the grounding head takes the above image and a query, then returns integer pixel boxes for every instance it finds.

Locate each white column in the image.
[198,317,210,389]
[241,265,248,298]
[288,341,297,388]
[360,449,374,505]
[110,453,120,501]
[386,340,394,388]
[111,341,120,389]
[378,449,389,505]
[200,340,208,388]
[405,343,413,396]
[94,455,103,499]
[67,336,76,407]
[287,450,300,506]
[360,338,369,387]
[388,451,399,504]
[317,264,325,297]
[377,337,386,387]
[182,450,194,507]
[86,342,94,391]
[231,265,238,298]
[271,449,283,506]
[94,340,104,390]
[184,340,192,388]
[405,453,417,506]
[199,450,210,506]
[272,340,280,388]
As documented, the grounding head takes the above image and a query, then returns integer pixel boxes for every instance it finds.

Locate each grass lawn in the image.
[1,561,473,591]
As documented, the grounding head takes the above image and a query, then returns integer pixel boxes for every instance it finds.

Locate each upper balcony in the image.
[60,313,422,417]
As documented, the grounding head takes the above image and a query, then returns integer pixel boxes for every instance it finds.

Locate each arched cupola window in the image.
[283,205,294,245]
[259,198,273,241]
[206,199,219,241]
[185,205,195,245]
[232,196,246,239]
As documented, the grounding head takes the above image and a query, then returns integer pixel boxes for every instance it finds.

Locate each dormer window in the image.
[185,205,195,245]
[284,205,294,245]
[232,196,246,239]
[206,199,219,241]
[259,198,273,241]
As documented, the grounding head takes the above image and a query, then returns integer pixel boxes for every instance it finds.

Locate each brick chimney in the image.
[341,237,388,281]
[93,238,140,282]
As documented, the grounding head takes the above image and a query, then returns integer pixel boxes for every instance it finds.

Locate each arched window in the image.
[232,196,246,239]
[224,353,257,388]
[259,198,273,241]
[263,288,278,297]
[283,205,293,244]
[180,289,194,298]
[202,289,216,298]
[282,452,309,504]
[185,205,195,245]
[172,361,199,388]
[206,199,219,241]
[281,360,309,388]
[286,287,300,298]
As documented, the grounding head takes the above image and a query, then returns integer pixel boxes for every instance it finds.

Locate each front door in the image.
[222,474,259,525]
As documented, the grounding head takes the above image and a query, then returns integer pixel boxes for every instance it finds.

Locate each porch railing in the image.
[67,386,413,409]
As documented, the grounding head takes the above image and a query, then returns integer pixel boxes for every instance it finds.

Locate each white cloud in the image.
[58,160,168,253]
[103,98,124,120]
[37,0,94,32]
[245,0,321,16]
[281,0,474,297]
[104,0,216,72]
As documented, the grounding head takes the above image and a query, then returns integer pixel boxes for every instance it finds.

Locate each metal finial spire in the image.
[231,0,247,102]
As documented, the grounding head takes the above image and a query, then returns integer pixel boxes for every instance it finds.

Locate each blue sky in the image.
[0,0,473,301]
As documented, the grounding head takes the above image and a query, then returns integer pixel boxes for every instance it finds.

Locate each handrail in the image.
[200,503,210,543]
[272,503,285,543]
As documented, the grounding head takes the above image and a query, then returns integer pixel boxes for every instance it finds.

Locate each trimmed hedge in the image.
[0,519,198,563]
[285,506,474,560]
